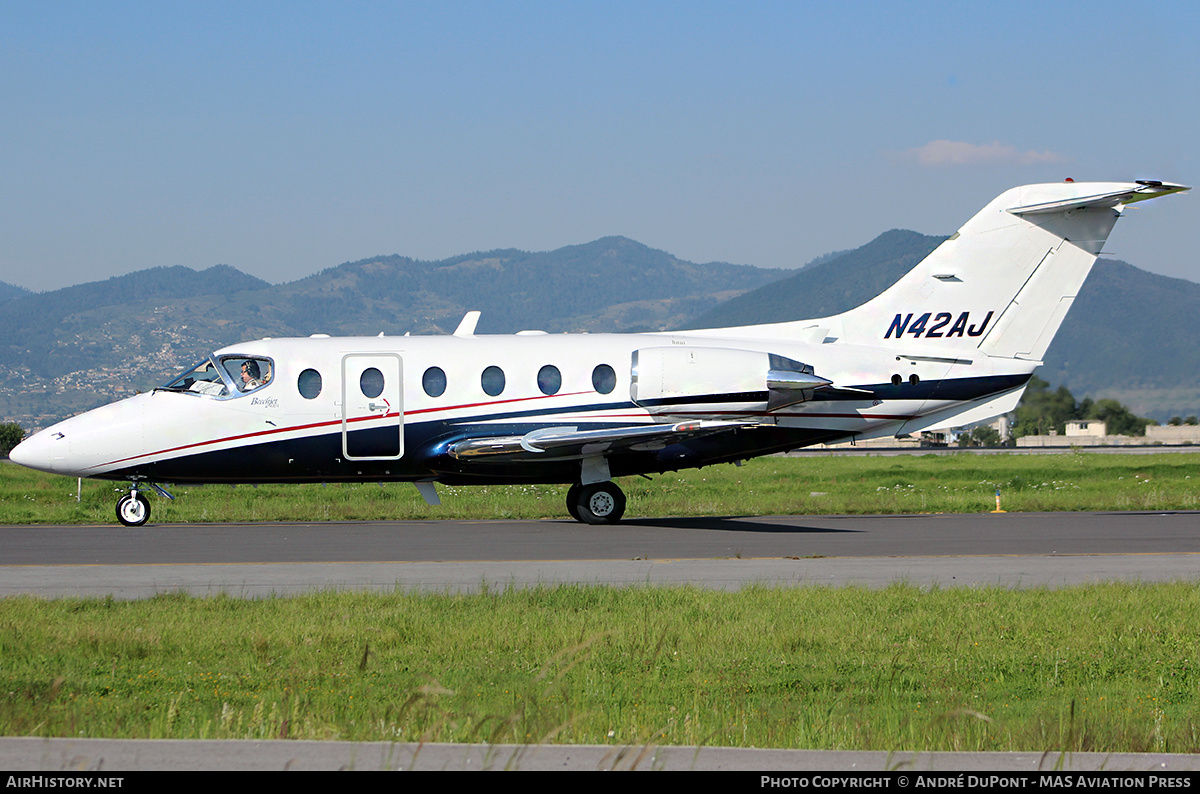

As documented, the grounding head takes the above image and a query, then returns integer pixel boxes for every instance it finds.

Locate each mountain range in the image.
[1,233,1196,428]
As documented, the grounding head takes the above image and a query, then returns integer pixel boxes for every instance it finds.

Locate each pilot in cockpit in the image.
[240,360,263,391]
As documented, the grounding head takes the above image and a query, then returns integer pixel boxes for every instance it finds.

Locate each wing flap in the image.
[447,420,752,462]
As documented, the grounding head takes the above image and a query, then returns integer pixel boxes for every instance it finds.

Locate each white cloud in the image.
[901,140,1068,167]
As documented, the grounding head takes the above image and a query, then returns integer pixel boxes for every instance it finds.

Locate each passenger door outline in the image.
[340,353,403,460]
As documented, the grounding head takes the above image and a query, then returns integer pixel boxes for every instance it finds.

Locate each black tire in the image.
[116,493,150,527]
[565,483,583,522]
[574,482,626,524]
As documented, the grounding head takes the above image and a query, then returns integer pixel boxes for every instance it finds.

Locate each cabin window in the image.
[537,365,561,396]
[592,364,616,395]
[423,366,447,398]
[360,367,385,399]
[298,369,322,400]
[481,366,505,397]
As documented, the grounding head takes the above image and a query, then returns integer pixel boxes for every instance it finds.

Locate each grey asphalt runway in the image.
[1,511,1198,598]
[3,511,1199,771]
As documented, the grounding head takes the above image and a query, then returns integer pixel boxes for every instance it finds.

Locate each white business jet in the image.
[10,180,1189,526]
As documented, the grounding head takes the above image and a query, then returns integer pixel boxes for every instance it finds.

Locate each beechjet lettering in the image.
[10,180,1189,526]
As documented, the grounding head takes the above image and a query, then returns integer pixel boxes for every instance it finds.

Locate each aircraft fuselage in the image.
[16,329,1026,486]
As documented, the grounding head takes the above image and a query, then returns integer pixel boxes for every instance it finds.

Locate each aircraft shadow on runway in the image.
[613,515,863,534]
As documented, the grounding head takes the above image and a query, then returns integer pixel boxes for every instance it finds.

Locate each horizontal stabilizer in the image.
[1007,181,1189,216]
[899,384,1028,436]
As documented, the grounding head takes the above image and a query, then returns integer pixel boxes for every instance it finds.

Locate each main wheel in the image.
[574,482,626,524]
[565,483,583,522]
[116,493,150,527]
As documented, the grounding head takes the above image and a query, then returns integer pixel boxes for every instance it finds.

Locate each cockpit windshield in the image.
[221,356,272,392]
[161,355,274,398]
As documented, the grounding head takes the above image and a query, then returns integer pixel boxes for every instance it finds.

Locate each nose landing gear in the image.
[114,482,174,527]
[116,489,150,527]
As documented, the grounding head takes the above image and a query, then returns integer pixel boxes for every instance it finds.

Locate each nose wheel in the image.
[568,481,626,524]
[114,482,173,526]
[116,491,151,527]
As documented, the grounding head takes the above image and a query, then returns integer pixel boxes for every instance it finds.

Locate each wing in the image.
[446,419,752,462]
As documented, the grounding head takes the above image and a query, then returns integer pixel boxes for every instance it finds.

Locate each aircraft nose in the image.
[8,429,68,475]
[9,433,41,470]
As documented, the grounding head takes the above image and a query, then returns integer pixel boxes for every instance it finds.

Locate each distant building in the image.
[1065,419,1106,437]
[1015,419,1179,447]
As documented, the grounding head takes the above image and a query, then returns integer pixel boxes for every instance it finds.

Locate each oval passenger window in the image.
[592,364,616,395]
[298,369,322,400]
[423,366,447,398]
[537,365,561,396]
[360,367,385,399]
[481,366,505,397]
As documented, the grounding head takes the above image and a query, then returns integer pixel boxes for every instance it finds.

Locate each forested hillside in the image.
[687,230,944,328]
[0,281,30,302]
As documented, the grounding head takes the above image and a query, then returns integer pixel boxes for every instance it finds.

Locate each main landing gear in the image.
[566,481,626,524]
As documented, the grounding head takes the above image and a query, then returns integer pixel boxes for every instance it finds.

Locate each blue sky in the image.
[1,1,1196,291]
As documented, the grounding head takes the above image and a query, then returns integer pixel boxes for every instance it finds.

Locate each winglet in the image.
[453,311,481,337]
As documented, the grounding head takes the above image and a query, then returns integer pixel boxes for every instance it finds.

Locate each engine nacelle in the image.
[630,347,830,417]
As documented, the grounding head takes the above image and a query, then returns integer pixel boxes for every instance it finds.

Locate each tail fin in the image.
[829,181,1188,360]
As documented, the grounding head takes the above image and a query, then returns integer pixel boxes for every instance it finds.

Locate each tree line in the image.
[1011,376,1153,438]
[957,376,1157,446]
[0,423,24,457]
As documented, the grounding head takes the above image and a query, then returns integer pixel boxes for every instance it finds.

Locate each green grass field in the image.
[1,584,1197,752]
[3,452,1199,753]
[3,450,1200,524]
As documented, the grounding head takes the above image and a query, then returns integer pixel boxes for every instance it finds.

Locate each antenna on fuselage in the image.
[453,310,481,337]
